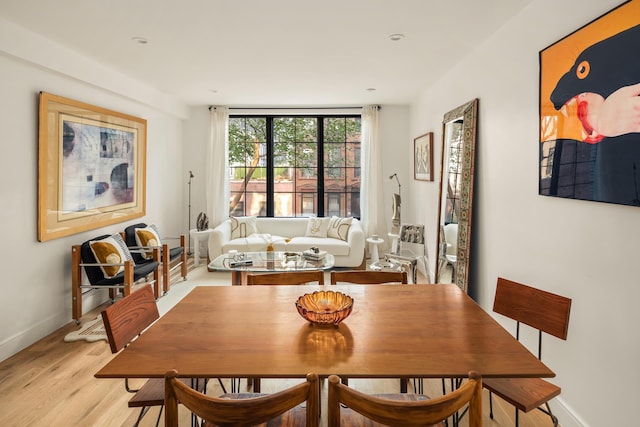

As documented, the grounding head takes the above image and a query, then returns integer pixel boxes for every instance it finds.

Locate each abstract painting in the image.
[38,92,146,241]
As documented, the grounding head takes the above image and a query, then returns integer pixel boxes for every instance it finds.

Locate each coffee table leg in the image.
[231,271,242,285]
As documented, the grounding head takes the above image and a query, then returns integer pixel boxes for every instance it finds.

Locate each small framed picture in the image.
[414,132,434,181]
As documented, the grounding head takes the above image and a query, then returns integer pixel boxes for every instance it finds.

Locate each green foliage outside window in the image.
[228,115,361,217]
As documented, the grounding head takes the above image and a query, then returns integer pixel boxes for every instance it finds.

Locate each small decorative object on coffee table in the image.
[303,247,326,260]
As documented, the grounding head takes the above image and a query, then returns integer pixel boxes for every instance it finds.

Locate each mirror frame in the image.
[435,98,478,292]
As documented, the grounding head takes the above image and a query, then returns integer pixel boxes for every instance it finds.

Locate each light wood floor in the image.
[0,260,554,426]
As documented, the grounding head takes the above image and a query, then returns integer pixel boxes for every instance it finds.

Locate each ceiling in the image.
[0,0,532,107]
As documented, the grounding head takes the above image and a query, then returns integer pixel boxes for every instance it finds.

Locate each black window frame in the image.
[228,114,361,218]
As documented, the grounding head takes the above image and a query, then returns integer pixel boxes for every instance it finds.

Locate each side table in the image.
[366,236,384,264]
[388,233,400,254]
[189,228,213,267]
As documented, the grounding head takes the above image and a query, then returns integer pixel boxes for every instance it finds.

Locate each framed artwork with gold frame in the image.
[38,92,146,241]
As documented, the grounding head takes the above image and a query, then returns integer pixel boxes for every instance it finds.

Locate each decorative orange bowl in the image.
[295,290,354,325]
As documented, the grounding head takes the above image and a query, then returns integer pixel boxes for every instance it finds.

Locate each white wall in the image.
[408,0,639,426]
[0,20,188,361]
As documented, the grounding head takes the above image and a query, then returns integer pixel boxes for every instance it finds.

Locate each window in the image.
[228,115,361,218]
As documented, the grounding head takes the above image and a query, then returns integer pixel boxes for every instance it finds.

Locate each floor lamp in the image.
[187,171,194,255]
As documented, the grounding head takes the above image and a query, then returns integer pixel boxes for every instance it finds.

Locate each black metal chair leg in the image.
[489,390,494,418]
[217,378,227,394]
[133,406,150,427]
[155,405,163,427]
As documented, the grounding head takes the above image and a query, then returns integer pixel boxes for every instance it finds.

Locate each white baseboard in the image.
[0,288,109,363]
[0,311,68,363]
[553,397,590,427]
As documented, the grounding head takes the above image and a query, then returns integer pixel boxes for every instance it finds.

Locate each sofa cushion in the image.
[230,216,258,239]
[327,216,353,241]
[224,234,287,253]
[286,236,350,256]
[305,217,330,238]
[255,217,308,238]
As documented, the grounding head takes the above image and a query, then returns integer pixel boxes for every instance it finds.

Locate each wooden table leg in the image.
[231,271,247,286]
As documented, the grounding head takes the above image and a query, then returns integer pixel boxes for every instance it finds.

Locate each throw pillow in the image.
[89,234,132,278]
[134,224,162,259]
[305,217,330,238]
[230,216,258,239]
[327,216,353,241]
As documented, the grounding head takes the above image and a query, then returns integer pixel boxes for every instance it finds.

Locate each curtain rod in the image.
[209,106,380,111]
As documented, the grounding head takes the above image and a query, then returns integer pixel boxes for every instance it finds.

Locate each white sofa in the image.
[208,217,365,267]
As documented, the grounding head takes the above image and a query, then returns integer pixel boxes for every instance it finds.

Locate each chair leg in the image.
[71,246,83,324]
[162,244,170,294]
[133,406,150,427]
[217,378,227,394]
[437,259,447,281]
[155,405,163,427]
[152,247,161,298]
[413,378,423,394]
[123,260,133,297]
[538,402,559,427]
[180,235,188,279]
[489,390,494,419]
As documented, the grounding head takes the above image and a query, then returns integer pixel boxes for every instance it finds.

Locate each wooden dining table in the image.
[95,284,554,390]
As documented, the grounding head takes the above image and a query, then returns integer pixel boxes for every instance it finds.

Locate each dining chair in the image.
[72,233,161,323]
[327,371,482,427]
[330,270,408,285]
[101,284,220,427]
[484,277,571,427]
[123,223,187,295]
[164,371,319,427]
[330,269,408,390]
[245,270,324,392]
[246,270,325,285]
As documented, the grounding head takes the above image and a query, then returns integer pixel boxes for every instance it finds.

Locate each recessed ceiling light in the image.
[131,37,148,44]
[388,33,405,41]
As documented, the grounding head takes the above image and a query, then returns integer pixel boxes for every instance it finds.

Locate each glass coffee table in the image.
[208,251,335,285]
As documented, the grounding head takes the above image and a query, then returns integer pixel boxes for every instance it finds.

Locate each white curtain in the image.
[360,106,387,240]
[206,107,229,227]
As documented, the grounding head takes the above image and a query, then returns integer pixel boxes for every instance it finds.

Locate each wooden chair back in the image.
[327,371,482,427]
[101,284,159,353]
[484,278,572,424]
[165,371,319,427]
[330,270,408,285]
[494,277,571,341]
[246,270,325,285]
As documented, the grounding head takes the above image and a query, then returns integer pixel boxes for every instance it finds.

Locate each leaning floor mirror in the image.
[435,98,478,293]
